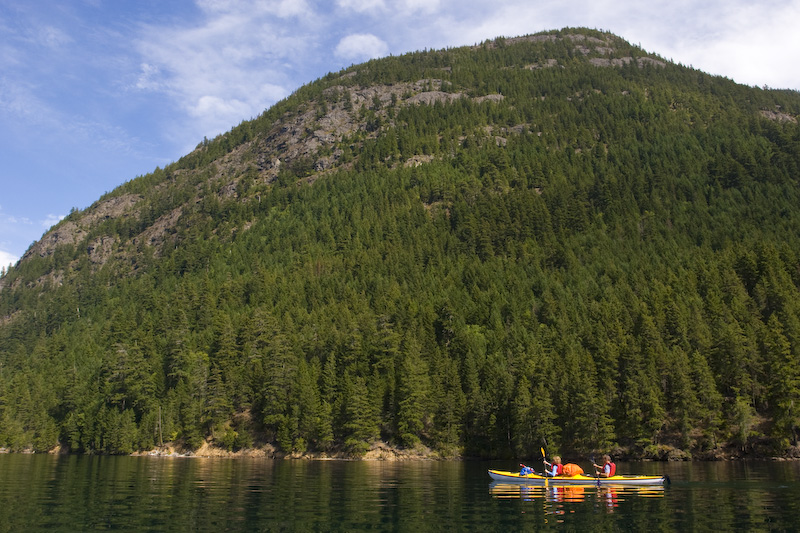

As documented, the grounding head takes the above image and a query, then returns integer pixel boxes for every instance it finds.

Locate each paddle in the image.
[540,446,548,487]
[590,454,600,486]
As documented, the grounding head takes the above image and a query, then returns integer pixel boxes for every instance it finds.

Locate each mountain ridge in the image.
[1,27,800,459]
[9,29,672,278]
[8,28,789,281]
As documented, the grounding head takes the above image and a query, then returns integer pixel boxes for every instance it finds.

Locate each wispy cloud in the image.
[0,206,33,266]
[31,24,73,49]
[0,76,52,125]
[0,204,64,264]
[336,0,442,15]
[335,34,389,61]
[133,0,324,144]
[0,209,32,228]
[0,8,147,157]
[654,0,800,88]
[41,214,64,229]
[135,63,163,91]
[337,0,386,13]
[0,250,19,270]
[396,0,443,15]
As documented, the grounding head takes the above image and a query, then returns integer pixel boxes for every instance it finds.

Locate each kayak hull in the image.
[488,469,668,486]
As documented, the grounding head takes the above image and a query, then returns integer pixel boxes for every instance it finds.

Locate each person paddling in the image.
[543,455,563,476]
[592,454,616,478]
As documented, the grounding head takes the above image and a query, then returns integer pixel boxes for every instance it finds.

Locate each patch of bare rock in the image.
[760,109,797,123]
[134,441,447,461]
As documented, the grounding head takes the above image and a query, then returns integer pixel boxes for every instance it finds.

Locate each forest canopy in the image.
[2,28,800,459]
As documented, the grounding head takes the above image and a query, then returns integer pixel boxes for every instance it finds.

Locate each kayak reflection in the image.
[489,481,665,506]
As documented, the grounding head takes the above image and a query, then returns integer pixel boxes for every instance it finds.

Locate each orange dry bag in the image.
[561,463,584,476]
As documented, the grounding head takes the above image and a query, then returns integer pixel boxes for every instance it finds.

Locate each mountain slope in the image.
[2,28,800,458]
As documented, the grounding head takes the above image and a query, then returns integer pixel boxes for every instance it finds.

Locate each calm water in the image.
[1,455,799,531]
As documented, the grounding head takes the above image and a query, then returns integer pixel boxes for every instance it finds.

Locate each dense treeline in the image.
[1,28,800,458]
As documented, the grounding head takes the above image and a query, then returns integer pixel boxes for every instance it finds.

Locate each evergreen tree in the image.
[765,315,800,446]
[396,336,431,447]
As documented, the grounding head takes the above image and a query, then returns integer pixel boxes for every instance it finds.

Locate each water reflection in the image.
[489,480,665,511]
[1,456,799,531]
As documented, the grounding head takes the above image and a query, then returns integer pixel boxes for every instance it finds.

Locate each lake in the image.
[1,454,799,531]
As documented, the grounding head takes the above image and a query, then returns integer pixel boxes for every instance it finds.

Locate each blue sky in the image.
[2,0,799,269]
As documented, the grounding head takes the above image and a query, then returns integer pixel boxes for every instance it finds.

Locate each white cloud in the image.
[0,250,19,269]
[0,76,51,124]
[195,0,239,13]
[36,25,73,49]
[41,214,64,229]
[335,33,389,61]
[191,95,249,119]
[337,0,386,12]
[197,0,312,17]
[136,63,162,91]
[0,206,32,228]
[336,0,440,15]
[0,207,33,263]
[134,0,323,142]
[397,0,441,15]
[272,0,313,17]
[2,72,143,166]
[650,0,800,88]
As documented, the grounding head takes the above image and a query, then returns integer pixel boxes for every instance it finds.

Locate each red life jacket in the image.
[554,463,563,475]
[607,462,616,476]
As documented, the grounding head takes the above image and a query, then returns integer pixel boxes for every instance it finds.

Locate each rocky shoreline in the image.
[129,441,446,460]
[3,441,799,460]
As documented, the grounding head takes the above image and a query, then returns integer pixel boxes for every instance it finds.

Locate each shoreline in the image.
[3,441,798,461]
[129,441,448,460]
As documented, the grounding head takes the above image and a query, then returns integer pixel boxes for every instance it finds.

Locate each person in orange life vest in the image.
[592,454,616,478]
[543,455,563,476]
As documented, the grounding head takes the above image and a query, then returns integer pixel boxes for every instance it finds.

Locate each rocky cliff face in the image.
[4,28,785,294]
[15,32,662,276]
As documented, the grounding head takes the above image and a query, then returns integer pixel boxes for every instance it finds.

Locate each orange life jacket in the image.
[607,461,616,477]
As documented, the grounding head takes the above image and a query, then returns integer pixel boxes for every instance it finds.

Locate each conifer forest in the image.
[1,28,800,459]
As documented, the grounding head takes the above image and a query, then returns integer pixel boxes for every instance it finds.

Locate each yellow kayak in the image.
[488,469,669,486]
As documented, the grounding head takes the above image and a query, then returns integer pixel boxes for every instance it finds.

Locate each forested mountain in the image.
[2,28,800,459]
